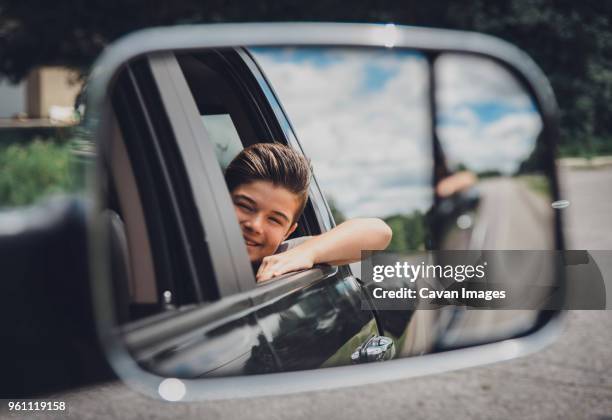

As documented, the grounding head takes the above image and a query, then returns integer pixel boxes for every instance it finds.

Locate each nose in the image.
[244,212,265,234]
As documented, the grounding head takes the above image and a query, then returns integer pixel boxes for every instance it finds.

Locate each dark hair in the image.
[225,143,312,222]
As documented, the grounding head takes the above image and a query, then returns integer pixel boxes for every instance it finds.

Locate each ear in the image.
[284,222,298,240]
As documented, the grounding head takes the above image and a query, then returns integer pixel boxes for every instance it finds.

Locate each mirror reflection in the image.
[99,46,555,378]
[434,53,549,249]
[432,54,551,349]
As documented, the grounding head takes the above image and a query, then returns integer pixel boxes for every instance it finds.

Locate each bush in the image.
[0,139,74,207]
[384,211,426,253]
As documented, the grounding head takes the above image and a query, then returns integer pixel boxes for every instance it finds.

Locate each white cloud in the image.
[248,49,543,218]
[436,54,533,109]
[252,48,434,218]
[435,54,543,174]
[437,111,542,174]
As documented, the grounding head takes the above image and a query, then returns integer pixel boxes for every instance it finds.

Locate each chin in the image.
[247,249,264,263]
[246,244,274,263]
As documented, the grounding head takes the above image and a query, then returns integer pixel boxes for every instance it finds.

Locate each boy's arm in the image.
[256,218,392,282]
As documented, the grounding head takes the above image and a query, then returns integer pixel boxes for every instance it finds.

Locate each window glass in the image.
[201,114,243,170]
[177,52,263,153]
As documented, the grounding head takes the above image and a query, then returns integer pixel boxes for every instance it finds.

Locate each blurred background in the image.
[1,1,611,209]
[0,2,611,418]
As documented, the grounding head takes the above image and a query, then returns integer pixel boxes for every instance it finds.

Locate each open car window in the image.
[176,49,324,252]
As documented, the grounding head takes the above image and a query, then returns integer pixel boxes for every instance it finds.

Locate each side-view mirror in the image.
[3,22,588,401]
[81,23,568,400]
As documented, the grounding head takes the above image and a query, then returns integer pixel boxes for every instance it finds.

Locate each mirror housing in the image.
[83,23,564,400]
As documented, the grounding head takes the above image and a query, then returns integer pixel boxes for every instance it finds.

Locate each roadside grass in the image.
[516,174,551,198]
[0,138,74,207]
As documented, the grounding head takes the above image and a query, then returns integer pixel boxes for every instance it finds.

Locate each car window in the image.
[200,113,243,170]
[176,50,322,244]
[177,51,264,149]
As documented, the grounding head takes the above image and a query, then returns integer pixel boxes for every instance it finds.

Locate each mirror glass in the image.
[97,45,553,378]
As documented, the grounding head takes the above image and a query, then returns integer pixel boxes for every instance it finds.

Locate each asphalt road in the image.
[476,176,554,249]
[4,168,612,420]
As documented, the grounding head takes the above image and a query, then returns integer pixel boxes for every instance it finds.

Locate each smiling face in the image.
[231,180,300,263]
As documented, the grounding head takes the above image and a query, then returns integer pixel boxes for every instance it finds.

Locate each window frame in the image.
[146,52,255,296]
[109,59,207,320]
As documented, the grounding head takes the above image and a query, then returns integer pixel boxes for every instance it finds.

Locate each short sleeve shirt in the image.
[274,236,311,254]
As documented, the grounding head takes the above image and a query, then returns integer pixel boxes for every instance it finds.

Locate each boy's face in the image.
[231,180,299,263]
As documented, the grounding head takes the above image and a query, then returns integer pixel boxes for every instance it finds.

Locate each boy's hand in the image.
[256,248,315,283]
[255,218,392,283]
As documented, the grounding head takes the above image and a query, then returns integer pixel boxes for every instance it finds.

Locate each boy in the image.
[224,143,392,282]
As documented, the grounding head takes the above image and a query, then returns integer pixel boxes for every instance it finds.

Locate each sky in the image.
[435,54,542,175]
[250,48,542,219]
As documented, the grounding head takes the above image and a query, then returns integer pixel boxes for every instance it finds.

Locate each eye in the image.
[268,217,282,225]
[236,202,254,212]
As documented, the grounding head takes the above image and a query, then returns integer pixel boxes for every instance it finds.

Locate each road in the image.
[5,168,612,420]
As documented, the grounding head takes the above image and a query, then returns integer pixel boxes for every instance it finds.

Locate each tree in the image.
[438,1,612,156]
[326,196,346,224]
[1,0,610,154]
[384,211,425,253]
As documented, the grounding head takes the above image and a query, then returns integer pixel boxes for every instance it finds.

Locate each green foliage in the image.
[476,170,502,179]
[384,211,425,253]
[438,0,612,158]
[326,195,425,252]
[0,139,74,207]
[1,1,611,156]
[326,196,346,224]
[558,135,612,158]
[517,174,550,198]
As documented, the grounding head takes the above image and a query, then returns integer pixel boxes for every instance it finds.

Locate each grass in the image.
[0,139,75,208]
[517,174,551,198]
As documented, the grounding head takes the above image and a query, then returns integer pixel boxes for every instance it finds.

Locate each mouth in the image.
[243,236,262,247]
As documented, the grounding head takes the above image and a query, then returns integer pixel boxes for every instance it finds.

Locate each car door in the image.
[109,49,382,377]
